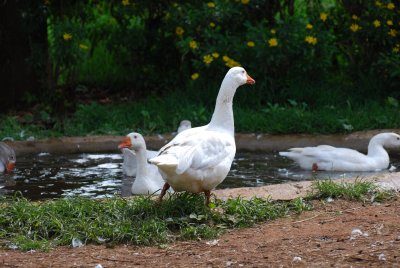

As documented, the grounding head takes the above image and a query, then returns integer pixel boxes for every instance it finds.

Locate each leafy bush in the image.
[43,0,399,102]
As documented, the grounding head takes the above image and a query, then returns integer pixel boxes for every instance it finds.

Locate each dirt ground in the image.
[0,196,399,268]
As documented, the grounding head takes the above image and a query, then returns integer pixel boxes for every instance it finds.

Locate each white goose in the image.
[0,142,16,173]
[119,132,167,195]
[121,120,192,177]
[149,67,255,205]
[279,132,400,171]
[176,120,192,134]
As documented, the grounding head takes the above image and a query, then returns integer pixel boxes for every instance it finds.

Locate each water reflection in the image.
[0,152,398,200]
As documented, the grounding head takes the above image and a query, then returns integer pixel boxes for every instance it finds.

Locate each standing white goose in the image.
[119,133,167,195]
[279,132,400,171]
[121,120,192,177]
[0,142,16,173]
[149,67,255,205]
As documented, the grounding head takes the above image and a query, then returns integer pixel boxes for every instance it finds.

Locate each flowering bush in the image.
[46,0,399,102]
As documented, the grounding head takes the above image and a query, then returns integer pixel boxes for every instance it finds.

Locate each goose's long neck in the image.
[208,77,238,136]
[367,137,389,160]
[135,148,148,179]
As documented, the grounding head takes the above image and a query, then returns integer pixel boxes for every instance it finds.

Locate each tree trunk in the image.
[0,1,47,113]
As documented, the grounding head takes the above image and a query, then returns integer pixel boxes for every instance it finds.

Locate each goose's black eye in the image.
[134,135,137,139]
[397,137,399,140]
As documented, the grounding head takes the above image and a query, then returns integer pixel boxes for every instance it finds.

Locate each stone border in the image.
[213,172,400,201]
[5,129,400,156]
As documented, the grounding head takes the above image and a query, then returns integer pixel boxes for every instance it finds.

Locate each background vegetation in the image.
[1,0,399,138]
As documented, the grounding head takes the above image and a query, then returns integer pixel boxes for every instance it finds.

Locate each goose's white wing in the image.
[300,146,369,164]
[152,127,234,175]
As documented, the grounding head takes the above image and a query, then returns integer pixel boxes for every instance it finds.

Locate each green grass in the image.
[1,91,400,140]
[309,179,394,202]
[0,179,394,252]
[0,193,310,251]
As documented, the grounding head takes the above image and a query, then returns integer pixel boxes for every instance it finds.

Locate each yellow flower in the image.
[79,44,89,50]
[222,55,240,67]
[203,54,214,65]
[175,26,184,36]
[306,23,313,29]
[305,36,317,45]
[121,0,130,6]
[207,2,215,8]
[209,22,216,28]
[226,59,240,68]
[43,0,51,5]
[241,0,250,4]
[320,12,328,22]
[268,38,278,47]
[212,52,219,58]
[387,3,395,10]
[270,29,276,34]
[387,20,393,26]
[191,73,199,80]
[388,29,398,37]
[189,40,198,49]
[350,24,361,32]
[352,14,359,20]
[373,20,381,28]
[63,33,72,41]
[247,41,255,47]
[393,47,399,53]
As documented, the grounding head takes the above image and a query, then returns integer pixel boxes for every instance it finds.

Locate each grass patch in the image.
[1,88,400,140]
[309,179,394,202]
[0,180,395,252]
[0,193,311,251]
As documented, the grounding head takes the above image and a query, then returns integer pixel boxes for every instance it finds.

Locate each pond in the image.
[0,152,399,200]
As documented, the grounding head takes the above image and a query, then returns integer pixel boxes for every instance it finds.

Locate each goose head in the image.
[381,133,400,148]
[118,132,146,152]
[225,67,255,86]
[0,143,16,172]
[177,120,192,134]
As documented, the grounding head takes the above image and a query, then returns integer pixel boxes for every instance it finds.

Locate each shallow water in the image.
[0,152,398,200]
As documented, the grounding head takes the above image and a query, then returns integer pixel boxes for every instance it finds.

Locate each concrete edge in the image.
[214,172,400,201]
[4,128,400,156]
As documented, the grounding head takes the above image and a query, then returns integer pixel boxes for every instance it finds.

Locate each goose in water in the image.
[0,142,16,173]
[279,132,400,171]
[176,120,192,134]
[122,120,192,177]
[119,132,168,195]
[149,67,255,205]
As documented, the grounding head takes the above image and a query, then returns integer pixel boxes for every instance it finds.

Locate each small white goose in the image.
[279,132,400,171]
[0,142,16,173]
[121,120,192,177]
[119,133,166,195]
[149,67,255,205]
[176,120,192,134]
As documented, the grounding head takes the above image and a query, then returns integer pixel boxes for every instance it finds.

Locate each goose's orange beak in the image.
[246,73,255,85]
[6,162,15,172]
[118,137,132,149]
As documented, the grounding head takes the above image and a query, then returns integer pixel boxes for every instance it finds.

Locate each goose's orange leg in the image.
[312,163,318,173]
[158,182,170,203]
[204,190,211,206]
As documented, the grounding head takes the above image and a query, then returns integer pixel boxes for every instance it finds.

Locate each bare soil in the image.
[1,196,400,267]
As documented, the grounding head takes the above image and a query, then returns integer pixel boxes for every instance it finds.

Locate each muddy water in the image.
[0,152,399,200]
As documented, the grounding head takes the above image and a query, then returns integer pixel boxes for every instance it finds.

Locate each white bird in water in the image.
[279,132,400,171]
[0,142,16,173]
[121,120,192,177]
[119,132,168,195]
